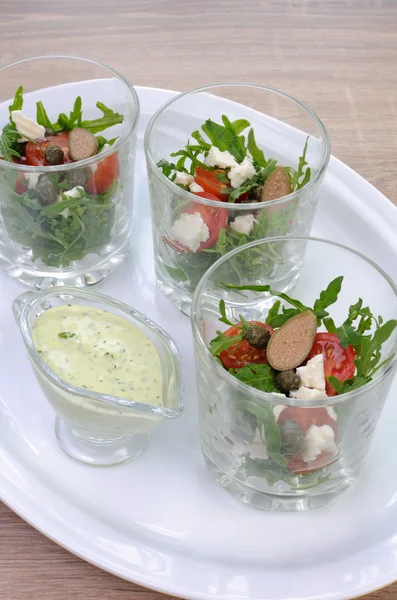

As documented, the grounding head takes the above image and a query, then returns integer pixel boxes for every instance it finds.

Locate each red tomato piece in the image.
[194,167,250,202]
[195,167,230,200]
[87,152,119,195]
[219,321,273,370]
[25,132,71,166]
[165,191,228,253]
[277,407,338,474]
[15,173,28,194]
[307,333,356,396]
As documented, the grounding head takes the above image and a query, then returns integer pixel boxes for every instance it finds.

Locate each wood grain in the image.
[1,1,397,599]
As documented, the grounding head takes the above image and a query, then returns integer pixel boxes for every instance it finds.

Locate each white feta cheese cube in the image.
[23,172,40,189]
[170,211,209,252]
[204,146,237,169]
[230,213,257,235]
[174,172,194,186]
[301,424,338,463]
[189,181,204,193]
[290,386,327,400]
[228,156,256,188]
[11,110,45,140]
[296,354,326,390]
[62,186,84,199]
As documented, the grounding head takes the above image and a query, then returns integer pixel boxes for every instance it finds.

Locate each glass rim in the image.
[144,81,331,211]
[0,55,140,172]
[14,287,186,418]
[191,235,397,406]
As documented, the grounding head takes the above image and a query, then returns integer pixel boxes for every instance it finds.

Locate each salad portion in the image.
[0,87,124,268]
[207,277,397,487]
[155,115,312,290]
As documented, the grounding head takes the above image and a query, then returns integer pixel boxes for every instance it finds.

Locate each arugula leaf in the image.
[234,394,285,464]
[80,101,123,134]
[1,176,117,267]
[296,136,310,189]
[215,171,230,183]
[287,137,311,191]
[267,300,281,323]
[157,159,176,178]
[231,363,278,393]
[231,119,250,135]
[313,276,344,319]
[9,86,24,118]
[96,135,118,152]
[191,130,211,150]
[36,101,52,129]
[209,330,243,356]
[201,118,246,163]
[247,128,268,167]
[244,457,291,486]
[219,299,235,327]
[70,96,82,128]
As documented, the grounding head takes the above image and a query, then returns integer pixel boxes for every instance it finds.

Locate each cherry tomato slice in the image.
[307,333,356,396]
[195,167,230,200]
[15,173,28,194]
[87,152,119,195]
[277,407,338,474]
[219,321,273,370]
[25,132,71,166]
[165,191,228,253]
[194,167,250,202]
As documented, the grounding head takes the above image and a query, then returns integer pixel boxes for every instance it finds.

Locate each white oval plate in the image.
[2,86,397,600]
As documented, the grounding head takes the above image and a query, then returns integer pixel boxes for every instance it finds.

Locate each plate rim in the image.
[1,84,397,600]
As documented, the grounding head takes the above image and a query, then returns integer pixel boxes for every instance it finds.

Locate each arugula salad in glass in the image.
[0,56,139,287]
[145,84,330,313]
[192,237,397,511]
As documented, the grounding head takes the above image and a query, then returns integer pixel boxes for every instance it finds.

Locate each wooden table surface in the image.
[1,1,397,599]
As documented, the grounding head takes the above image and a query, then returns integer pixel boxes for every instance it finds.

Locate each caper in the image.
[36,177,58,205]
[66,168,90,190]
[44,145,64,166]
[245,324,271,349]
[279,419,305,457]
[248,185,263,201]
[274,370,301,394]
[45,127,55,137]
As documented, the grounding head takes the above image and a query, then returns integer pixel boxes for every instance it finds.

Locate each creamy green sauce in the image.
[32,305,163,404]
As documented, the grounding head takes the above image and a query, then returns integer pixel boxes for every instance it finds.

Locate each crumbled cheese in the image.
[57,186,84,217]
[174,172,194,186]
[228,156,256,188]
[290,387,327,400]
[296,354,326,390]
[204,146,237,169]
[326,407,337,421]
[301,424,338,463]
[170,212,209,252]
[23,172,40,189]
[273,405,286,421]
[11,110,45,140]
[230,214,257,235]
[189,181,204,193]
[61,186,84,199]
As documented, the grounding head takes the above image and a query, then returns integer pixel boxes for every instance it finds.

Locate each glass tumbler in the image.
[13,287,185,466]
[191,237,397,510]
[0,56,139,288]
[145,83,330,314]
